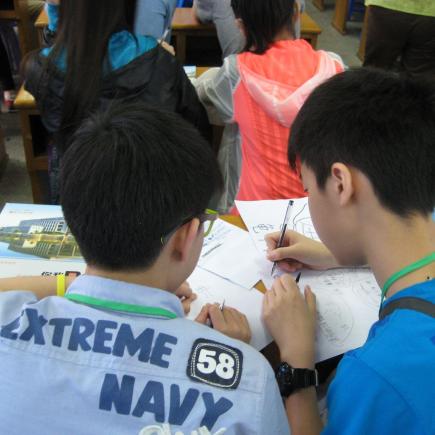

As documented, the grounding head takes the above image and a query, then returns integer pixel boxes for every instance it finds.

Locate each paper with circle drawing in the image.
[199,219,262,289]
[187,267,272,351]
[236,198,381,362]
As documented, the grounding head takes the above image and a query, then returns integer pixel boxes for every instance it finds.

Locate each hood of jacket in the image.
[236,39,342,127]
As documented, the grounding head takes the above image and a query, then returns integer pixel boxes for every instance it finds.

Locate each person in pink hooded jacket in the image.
[195,0,344,212]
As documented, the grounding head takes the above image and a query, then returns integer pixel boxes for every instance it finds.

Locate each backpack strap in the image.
[379,297,435,321]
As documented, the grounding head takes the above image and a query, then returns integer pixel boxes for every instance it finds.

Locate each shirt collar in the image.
[66,275,185,319]
[381,278,435,310]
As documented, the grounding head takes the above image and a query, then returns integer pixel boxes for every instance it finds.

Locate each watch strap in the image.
[276,362,319,397]
[292,368,319,389]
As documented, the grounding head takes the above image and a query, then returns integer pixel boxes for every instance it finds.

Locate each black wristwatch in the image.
[275,362,319,397]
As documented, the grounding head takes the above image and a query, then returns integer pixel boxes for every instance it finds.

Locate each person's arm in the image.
[0,275,74,299]
[194,55,239,126]
[262,274,322,435]
[265,230,341,272]
[134,0,176,41]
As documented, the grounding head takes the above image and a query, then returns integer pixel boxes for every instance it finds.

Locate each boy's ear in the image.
[170,218,201,262]
[330,163,355,206]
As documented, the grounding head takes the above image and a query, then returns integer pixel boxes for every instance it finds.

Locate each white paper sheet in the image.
[236,198,381,362]
[298,268,380,362]
[236,197,320,288]
[187,267,272,351]
[199,219,262,289]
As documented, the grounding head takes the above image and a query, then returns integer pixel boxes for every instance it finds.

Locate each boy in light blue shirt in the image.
[0,103,289,435]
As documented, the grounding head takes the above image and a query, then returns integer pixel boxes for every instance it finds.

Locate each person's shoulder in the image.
[174,317,275,394]
[0,291,38,325]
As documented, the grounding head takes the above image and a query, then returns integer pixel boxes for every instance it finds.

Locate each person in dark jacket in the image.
[24,0,210,203]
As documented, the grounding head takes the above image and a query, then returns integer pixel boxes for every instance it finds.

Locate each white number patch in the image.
[187,339,243,389]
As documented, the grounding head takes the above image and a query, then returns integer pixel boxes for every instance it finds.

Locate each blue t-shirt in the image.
[323,279,435,435]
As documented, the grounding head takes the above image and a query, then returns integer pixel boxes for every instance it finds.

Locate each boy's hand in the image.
[195,304,251,344]
[175,281,197,315]
[263,275,317,368]
[265,230,339,272]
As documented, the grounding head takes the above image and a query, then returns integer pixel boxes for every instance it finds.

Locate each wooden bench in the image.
[0,0,38,55]
[13,67,211,204]
[13,85,49,203]
[35,8,322,64]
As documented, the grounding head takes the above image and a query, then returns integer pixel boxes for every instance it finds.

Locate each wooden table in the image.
[331,0,348,34]
[13,67,210,204]
[35,8,322,64]
[172,8,322,63]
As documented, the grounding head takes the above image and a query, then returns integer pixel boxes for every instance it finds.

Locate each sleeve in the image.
[258,366,291,435]
[326,51,347,71]
[193,0,211,23]
[46,3,59,32]
[322,356,423,435]
[194,55,240,125]
[134,0,177,40]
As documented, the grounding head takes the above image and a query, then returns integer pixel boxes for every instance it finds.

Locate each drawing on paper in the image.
[194,286,216,300]
[351,279,381,308]
[252,224,276,234]
[291,203,320,241]
[316,294,354,346]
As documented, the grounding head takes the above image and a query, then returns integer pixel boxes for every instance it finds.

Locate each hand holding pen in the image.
[195,301,251,343]
[271,200,295,277]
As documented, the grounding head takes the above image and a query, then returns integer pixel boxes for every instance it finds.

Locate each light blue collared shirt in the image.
[0,275,289,434]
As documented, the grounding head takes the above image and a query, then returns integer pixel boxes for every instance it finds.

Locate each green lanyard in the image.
[65,293,178,319]
[381,252,435,305]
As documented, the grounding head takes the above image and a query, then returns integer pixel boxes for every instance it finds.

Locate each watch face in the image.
[276,363,294,396]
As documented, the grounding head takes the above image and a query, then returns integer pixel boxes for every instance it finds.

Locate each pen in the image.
[219,299,225,312]
[271,200,295,277]
[295,272,301,283]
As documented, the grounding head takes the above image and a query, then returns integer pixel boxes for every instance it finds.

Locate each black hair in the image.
[230,0,294,54]
[47,0,137,152]
[288,68,435,216]
[60,102,223,270]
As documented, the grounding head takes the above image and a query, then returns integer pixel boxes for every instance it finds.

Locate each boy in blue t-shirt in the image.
[264,68,435,434]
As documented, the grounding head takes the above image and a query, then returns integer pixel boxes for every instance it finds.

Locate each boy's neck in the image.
[362,212,435,299]
[85,262,178,293]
